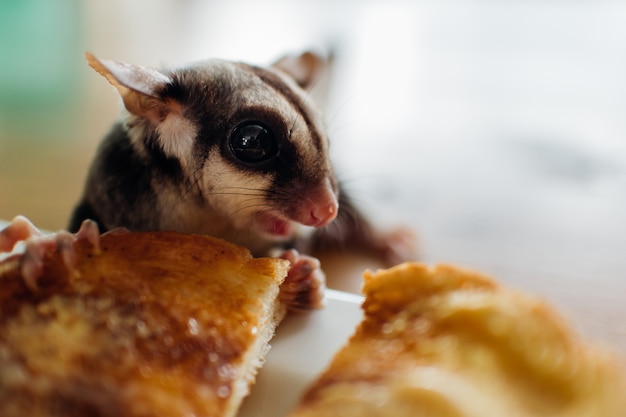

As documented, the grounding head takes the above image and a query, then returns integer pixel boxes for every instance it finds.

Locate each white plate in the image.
[238,289,363,417]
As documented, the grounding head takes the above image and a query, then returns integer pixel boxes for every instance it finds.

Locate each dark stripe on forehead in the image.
[239,64,324,152]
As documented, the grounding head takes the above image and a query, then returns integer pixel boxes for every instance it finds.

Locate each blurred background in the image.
[1,0,625,351]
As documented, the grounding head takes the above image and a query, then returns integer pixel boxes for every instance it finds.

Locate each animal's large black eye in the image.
[229,123,279,164]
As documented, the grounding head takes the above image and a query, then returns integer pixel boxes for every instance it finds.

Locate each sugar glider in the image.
[2,52,415,310]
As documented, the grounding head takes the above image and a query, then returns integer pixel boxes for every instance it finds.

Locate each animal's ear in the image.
[272,51,326,90]
[86,52,196,162]
[85,52,176,124]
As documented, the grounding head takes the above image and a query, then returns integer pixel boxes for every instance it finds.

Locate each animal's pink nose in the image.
[296,178,339,228]
[309,199,338,227]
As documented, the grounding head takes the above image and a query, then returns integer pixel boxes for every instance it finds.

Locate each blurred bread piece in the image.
[0,230,289,417]
[289,263,626,417]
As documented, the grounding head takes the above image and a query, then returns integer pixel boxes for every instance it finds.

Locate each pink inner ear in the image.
[274,52,324,89]
[87,53,176,121]
[86,53,172,98]
[107,61,172,98]
[119,82,180,123]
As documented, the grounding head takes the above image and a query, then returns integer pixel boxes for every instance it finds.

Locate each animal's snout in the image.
[308,199,338,227]
[297,178,338,228]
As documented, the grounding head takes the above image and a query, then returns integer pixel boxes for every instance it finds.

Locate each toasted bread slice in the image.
[289,263,626,417]
[0,230,289,417]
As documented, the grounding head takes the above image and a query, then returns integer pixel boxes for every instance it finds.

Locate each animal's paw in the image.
[376,227,419,266]
[0,216,100,291]
[277,249,326,311]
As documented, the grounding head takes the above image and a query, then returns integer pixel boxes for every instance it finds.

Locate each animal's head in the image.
[87,51,338,242]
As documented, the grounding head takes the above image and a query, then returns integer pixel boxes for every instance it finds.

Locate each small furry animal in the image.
[1,52,415,310]
[62,51,414,307]
[69,52,338,256]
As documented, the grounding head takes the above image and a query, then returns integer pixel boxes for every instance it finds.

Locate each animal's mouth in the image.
[256,212,295,238]
[255,178,339,238]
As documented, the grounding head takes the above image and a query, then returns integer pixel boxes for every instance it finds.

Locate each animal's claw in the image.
[278,249,326,311]
[0,216,101,291]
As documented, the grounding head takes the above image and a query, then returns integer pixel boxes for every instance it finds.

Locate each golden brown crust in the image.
[0,231,289,417]
[290,263,626,417]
